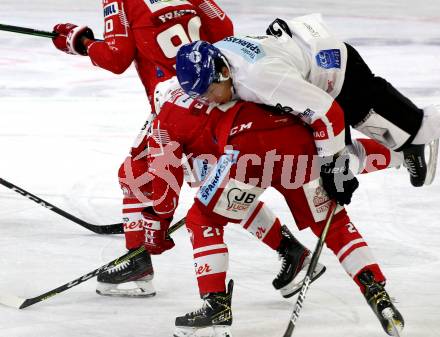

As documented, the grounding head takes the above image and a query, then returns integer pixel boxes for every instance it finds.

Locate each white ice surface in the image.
[0,1,439,337]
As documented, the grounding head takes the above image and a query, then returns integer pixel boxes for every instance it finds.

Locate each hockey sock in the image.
[309,210,386,292]
[240,201,283,250]
[348,138,403,174]
[186,205,229,295]
[118,156,153,250]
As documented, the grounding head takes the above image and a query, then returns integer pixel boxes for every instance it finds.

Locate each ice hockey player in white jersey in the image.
[175,13,439,206]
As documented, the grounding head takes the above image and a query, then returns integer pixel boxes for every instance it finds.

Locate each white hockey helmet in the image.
[153,76,182,114]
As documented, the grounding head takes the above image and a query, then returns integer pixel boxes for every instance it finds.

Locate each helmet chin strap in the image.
[230,84,235,97]
[218,73,230,82]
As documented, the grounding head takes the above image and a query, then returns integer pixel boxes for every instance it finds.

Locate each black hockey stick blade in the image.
[282,201,338,337]
[0,23,57,38]
[0,177,123,234]
[0,217,185,309]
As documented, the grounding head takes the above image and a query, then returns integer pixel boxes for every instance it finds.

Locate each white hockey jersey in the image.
[214,14,347,157]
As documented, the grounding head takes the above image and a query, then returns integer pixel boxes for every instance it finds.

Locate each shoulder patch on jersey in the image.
[103,2,119,18]
[315,49,341,69]
[215,37,266,64]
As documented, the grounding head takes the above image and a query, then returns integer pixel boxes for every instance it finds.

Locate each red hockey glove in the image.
[52,23,95,56]
[142,207,175,255]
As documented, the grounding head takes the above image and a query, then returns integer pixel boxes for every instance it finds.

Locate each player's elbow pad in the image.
[107,61,131,74]
[89,44,133,74]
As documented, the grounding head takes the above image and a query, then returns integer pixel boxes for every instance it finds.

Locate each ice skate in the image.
[403,144,427,187]
[272,225,326,298]
[358,270,404,336]
[174,280,233,337]
[96,248,156,298]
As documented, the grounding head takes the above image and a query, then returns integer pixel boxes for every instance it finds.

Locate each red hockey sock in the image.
[240,201,283,250]
[309,210,386,293]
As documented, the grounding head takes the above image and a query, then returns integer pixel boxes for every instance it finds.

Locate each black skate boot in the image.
[174,280,234,337]
[272,225,326,298]
[96,248,156,298]
[403,144,427,187]
[358,270,404,336]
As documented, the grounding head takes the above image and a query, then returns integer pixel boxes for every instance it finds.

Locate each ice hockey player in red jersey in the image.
[51,0,234,297]
[175,14,439,206]
[142,79,404,337]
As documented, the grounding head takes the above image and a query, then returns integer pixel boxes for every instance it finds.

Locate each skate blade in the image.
[382,308,403,337]
[96,280,156,298]
[96,289,156,298]
[173,325,232,337]
[424,138,439,185]
[173,326,197,337]
[280,264,326,299]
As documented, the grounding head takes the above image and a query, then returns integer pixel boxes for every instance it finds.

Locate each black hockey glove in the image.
[320,154,359,205]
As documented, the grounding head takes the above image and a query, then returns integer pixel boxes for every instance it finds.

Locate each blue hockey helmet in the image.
[176,41,226,98]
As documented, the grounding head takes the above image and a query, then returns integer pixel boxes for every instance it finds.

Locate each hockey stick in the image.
[0,217,185,309]
[0,177,123,234]
[282,201,338,337]
[0,23,56,38]
[0,23,103,42]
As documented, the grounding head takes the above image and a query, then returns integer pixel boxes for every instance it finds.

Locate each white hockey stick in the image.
[282,201,338,337]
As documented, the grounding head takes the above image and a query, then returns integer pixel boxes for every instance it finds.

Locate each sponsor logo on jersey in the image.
[215,37,266,64]
[230,122,253,136]
[143,0,191,13]
[316,49,341,69]
[313,186,330,213]
[303,179,334,223]
[299,108,315,123]
[213,179,263,220]
[197,150,239,205]
[313,130,327,139]
[226,188,256,212]
[303,22,320,38]
[193,158,213,182]
[103,2,119,18]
